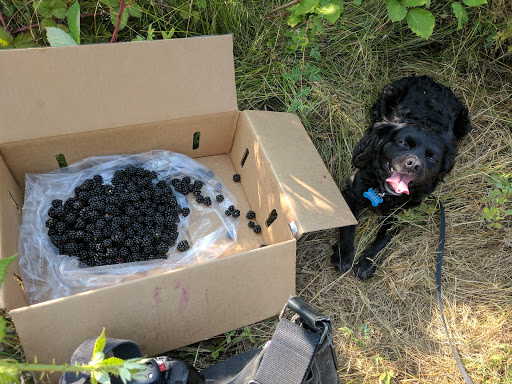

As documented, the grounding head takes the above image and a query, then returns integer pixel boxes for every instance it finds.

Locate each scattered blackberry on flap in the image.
[203,196,212,206]
[232,209,241,218]
[253,225,261,234]
[177,240,190,252]
[225,209,231,216]
[248,221,255,228]
[216,194,224,202]
[233,174,241,182]
[260,244,267,248]
[228,205,235,212]
[246,210,256,220]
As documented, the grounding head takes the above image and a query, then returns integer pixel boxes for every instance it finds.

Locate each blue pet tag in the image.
[363,188,383,207]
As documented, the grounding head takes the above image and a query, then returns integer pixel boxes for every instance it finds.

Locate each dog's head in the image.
[352,75,470,196]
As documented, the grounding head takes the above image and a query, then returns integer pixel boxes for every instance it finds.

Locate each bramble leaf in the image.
[406,8,435,39]
[46,27,78,47]
[386,0,407,22]
[35,0,68,19]
[318,1,343,24]
[462,0,487,6]
[0,254,17,288]
[402,0,429,7]
[67,1,80,44]
[0,28,13,49]
[294,0,320,16]
[451,2,468,30]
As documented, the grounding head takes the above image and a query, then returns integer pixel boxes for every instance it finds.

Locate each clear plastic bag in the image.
[18,150,238,304]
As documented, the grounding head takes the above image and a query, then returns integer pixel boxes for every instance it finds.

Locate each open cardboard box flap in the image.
[0,35,356,367]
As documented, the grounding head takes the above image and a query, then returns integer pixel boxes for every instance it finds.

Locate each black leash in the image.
[436,202,473,384]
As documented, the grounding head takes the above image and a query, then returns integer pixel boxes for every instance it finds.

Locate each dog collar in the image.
[363,188,384,207]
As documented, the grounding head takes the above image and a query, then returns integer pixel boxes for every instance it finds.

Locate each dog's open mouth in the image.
[385,165,412,195]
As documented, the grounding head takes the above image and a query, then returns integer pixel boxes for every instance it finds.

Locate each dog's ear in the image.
[435,142,456,183]
[371,77,411,121]
[453,104,471,141]
[352,122,398,169]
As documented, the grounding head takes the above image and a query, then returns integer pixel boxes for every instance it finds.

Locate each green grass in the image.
[2,0,512,382]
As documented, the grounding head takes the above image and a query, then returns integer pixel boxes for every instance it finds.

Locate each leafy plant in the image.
[385,0,488,39]
[282,0,343,113]
[482,174,512,229]
[0,254,147,383]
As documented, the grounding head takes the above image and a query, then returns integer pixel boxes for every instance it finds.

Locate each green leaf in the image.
[318,2,343,24]
[118,367,131,384]
[93,370,110,384]
[14,34,37,48]
[41,18,57,29]
[92,328,107,361]
[0,28,13,49]
[452,2,468,30]
[46,27,78,47]
[287,12,305,27]
[0,362,20,384]
[127,2,143,18]
[0,254,17,286]
[100,0,120,7]
[35,0,68,19]
[353,0,362,4]
[462,0,487,6]
[386,0,407,22]
[406,8,435,39]
[294,0,320,16]
[101,357,124,366]
[0,316,6,341]
[67,1,80,44]
[402,0,428,7]
[196,0,207,8]
[110,7,130,30]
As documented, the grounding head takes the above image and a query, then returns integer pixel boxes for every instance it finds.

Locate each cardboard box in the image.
[0,35,356,367]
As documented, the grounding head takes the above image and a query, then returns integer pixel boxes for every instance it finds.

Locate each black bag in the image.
[60,297,340,384]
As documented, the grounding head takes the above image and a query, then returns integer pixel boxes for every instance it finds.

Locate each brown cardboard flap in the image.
[0,35,237,144]
[242,111,357,236]
[0,155,26,310]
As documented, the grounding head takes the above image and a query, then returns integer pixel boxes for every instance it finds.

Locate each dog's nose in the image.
[405,156,422,172]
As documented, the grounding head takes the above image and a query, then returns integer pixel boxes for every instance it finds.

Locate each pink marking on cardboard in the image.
[179,287,190,312]
[153,287,162,306]
[174,281,181,289]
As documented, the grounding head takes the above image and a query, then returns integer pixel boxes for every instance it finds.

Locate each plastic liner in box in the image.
[18,150,238,304]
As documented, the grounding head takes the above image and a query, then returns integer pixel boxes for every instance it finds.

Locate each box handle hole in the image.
[193,131,201,150]
[266,209,278,228]
[55,153,68,168]
[241,148,249,168]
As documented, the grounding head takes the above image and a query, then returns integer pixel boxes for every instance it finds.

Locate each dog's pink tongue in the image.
[386,171,411,195]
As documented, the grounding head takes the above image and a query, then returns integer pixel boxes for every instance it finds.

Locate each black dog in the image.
[332,75,471,279]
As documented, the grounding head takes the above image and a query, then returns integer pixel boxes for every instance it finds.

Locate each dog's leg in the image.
[331,224,356,273]
[354,218,400,280]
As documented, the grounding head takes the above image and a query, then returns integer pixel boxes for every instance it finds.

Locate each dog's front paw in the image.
[331,242,355,273]
[354,257,377,280]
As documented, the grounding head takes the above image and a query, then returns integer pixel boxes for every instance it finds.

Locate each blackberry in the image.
[181,207,191,217]
[260,244,267,248]
[93,174,103,185]
[232,209,241,218]
[182,176,191,185]
[253,225,262,234]
[192,190,202,197]
[177,240,190,252]
[228,205,235,212]
[196,195,204,204]
[225,210,231,216]
[193,180,203,190]
[55,222,66,234]
[233,174,241,182]
[203,196,212,206]
[45,218,54,228]
[51,199,63,209]
[248,221,255,228]
[246,210,256,220]
[216,194,224,203]
[103,238,113,248]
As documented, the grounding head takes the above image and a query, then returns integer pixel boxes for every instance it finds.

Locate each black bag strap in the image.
[59,337,143,384]
[436,202,473,384]
[249,297,333,384]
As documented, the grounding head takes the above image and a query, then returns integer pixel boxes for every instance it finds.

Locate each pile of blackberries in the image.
[45,166,198,267]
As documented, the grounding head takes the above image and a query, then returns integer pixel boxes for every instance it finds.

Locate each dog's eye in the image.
[398,140,409,149]
[428,157,439,163]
